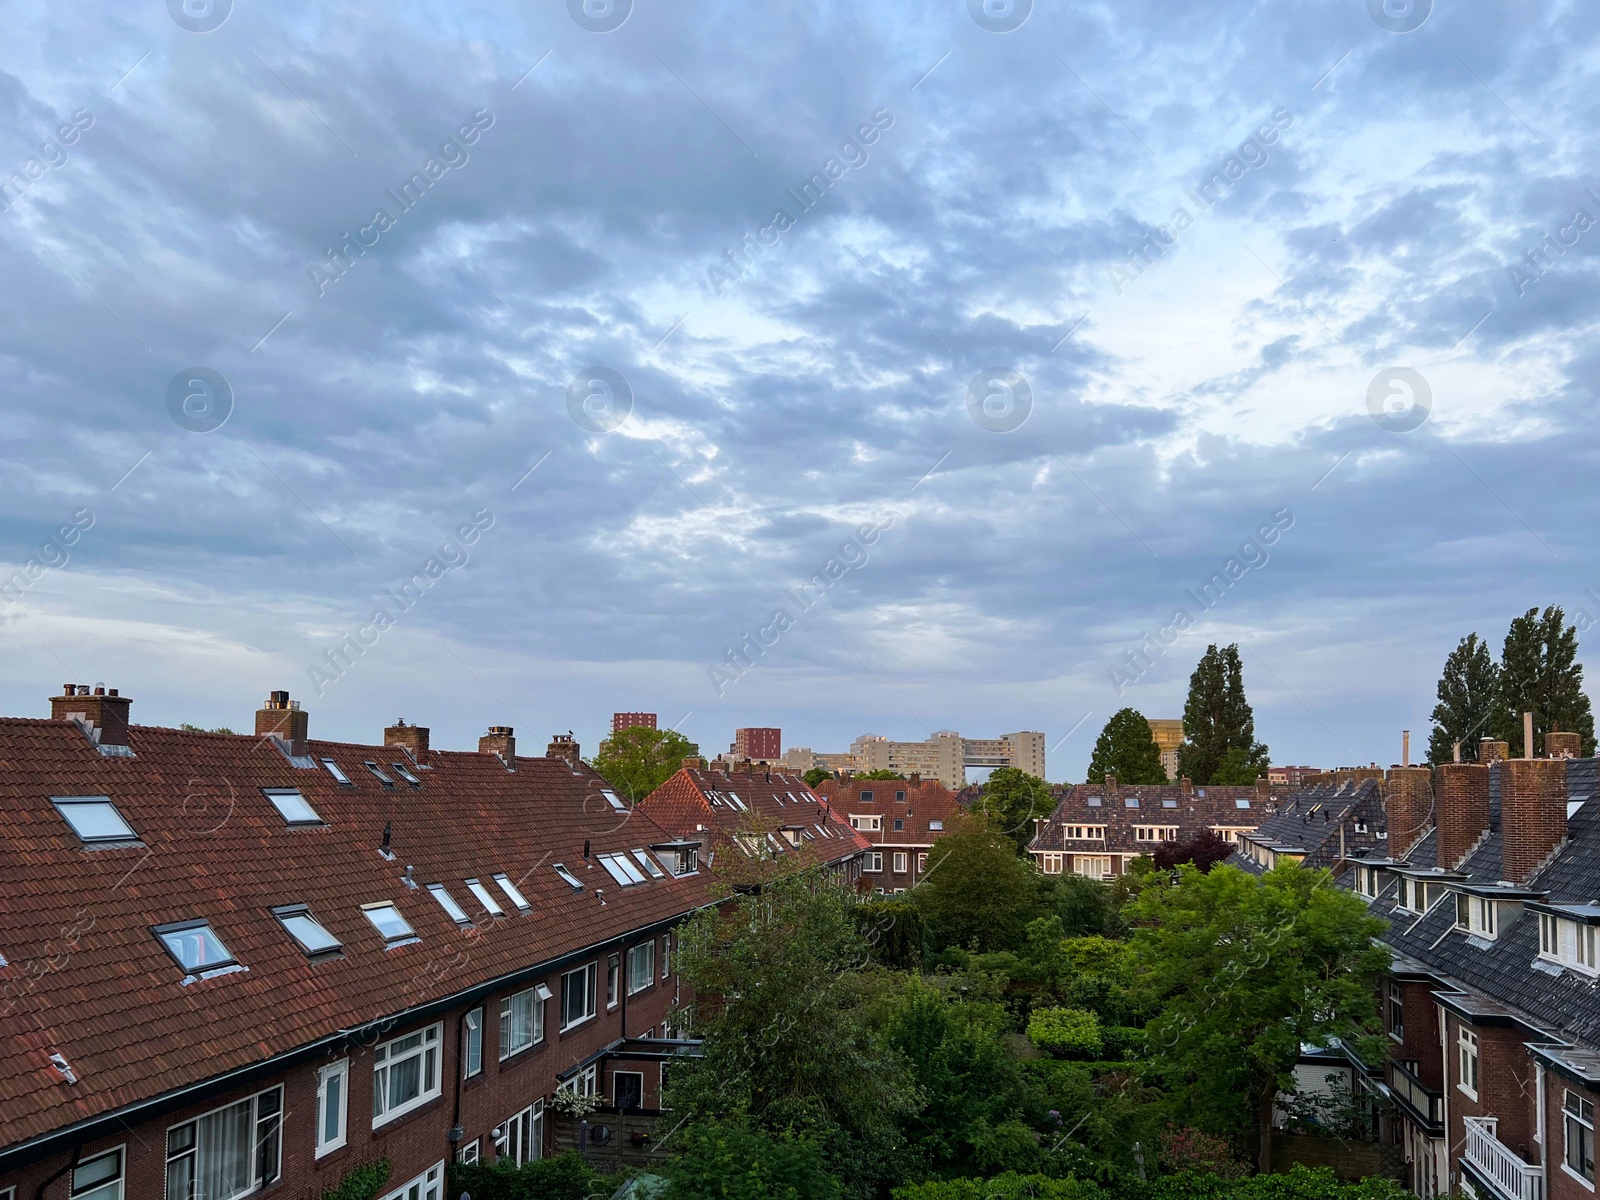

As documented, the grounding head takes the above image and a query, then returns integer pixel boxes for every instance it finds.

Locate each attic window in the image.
[493,873,531,911]
[1197,788,1208,797]
[1162,799,1177,808]
[554,863,584,890]
[321,758,353,786]
[363,762,395,788]
[1235,799,1251,810]
[263,788,322,826]
[1124,798,1139,808]
[465,879,506,918]
[53,797,137,844]
[361,902,416,945]
[929,820,943,831]
[726,792,748,811]
[274,905,340,956]
[601,789,627,812]
[427,884,471,925]
[1087,796,1102,807]
[861,790,874,802]
[598,852,647,886]
[155,919,237,973]
[896,790,906,801]
[390,762,423,787]
[631,849,666,879]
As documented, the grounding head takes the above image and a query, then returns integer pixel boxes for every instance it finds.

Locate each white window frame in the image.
[373,1022,442,1127]
[1458,1028,1480,1099]
[499,986,546,1059]
[613,1069,646,1109]
[628,941,656,995]
[455,1139,480,1164]
[316,1059,350,1157]
[561,962,598,1031]
[862,851,883,872]
[463,1007,483,1078]
[1064,825,1106,841]
[892,851,909,873]
[607,953,620,1009]
[1566,1089,1596,1185]
[68,1147,124,1200]
[498,1100,544,1165]
[1133,825,1179,842]
[383,1161,443,1200]
[1540,915,1600,975]
[1040,853,1064,874]
[1074,855,1113,880]
[662,932,671,979]
[465,878,505,918]
[850,814,882,832]
[165,1086,283,1199]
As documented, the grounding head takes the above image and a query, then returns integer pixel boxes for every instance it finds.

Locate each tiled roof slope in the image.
[816,778,961,846]
[1364,757,1600,1044]
[0,719,712,1152]
[638,766,872,875]
[1231,778,1387,875]
[1029,780,1281,854]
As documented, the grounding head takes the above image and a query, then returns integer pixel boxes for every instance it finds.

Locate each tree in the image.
[592,725,699,802]
[1175,645,1268,785]
[1086,709,1167,784]
[803,768,834,788]
[973,767,1055,854]
[859,769,906,780]
[1427,634,1501,763]
[667,1121,840,1200]
[914,812,1043,953]
[1151,829,1232,874]
[1126,863,1389,1174]
[1495,606,1595,757]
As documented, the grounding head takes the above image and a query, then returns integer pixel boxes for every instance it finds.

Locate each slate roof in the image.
[0,716,714,1155]
[815,778,961,847]
[1029,780,1281,857]
[1232,778,1387,874]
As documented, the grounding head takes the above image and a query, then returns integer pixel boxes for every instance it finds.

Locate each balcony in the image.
[1462,1116,1543,1200]
[1388,1060,1444,1135]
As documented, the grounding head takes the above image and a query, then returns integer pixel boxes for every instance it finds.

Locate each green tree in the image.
[1086,708,1167,784]
[1175,645,1268,785]
[859,769,907,780]
[1427,633,1501,763]
[915,812,1043,953]
[1495,606,1595,757]
[592,725,700,802]
[803,768,834,788]
[973,767,1055,854]
[667,1121,840,1200]
[1209,748,1263,786]
[667,874,914,1200]
[1026,1006,1103,1058]
[1126,863,1389,1173]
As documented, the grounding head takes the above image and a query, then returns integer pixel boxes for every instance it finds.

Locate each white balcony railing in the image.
[1463,1116,1543,1200]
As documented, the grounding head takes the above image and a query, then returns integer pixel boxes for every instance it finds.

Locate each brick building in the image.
[0,686,715,1198]
[816,776,962,890]
[611,712,657,734]
[731,727,781,763]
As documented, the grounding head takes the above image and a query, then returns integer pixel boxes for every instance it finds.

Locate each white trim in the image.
[315,1058,350,1157]
[383,1161,444,1200]
[372,1022,443,1127]
[68,1146,125,1200]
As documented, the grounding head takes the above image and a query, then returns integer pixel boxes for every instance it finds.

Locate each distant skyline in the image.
[2,0,1596,781]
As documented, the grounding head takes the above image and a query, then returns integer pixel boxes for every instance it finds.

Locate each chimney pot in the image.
[49,685,134,748]
[545,733,580,769]
[385,719,431,766]
[1545,731,1582,759]
[255,692,309,756]
[479,726,516,763]
[62,683,73,696]
[1524,711,1535,759]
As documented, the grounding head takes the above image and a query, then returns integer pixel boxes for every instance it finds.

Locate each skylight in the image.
[554,863,584,890]
[155,920,237,972]
[727,792,747,810]
[263,788,322,826]
[363,762,395,788]
[321,758,353,786]
[361,903,415,944]
[1124,798,1139,807]
[1235,799,1251,809]
[929,819,943,831]
[390,762,423,787]
[1162,799,1177,808]
[465,879,506,917]
[53,797,137,844]
[274,905,340,956]
[598,852,646,886]
[601,789,627,812]
[427,884,470,925]
[631,849,666,879]
[493,873,531,911]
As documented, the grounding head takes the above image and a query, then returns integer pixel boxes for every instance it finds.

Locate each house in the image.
[1232,772,1389,875]
[815,775,961,890]
[1027,773,1281,879]
[0,686,714,1199]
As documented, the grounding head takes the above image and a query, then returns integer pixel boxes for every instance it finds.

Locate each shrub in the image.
[320,1161,390,1200]
[1027,1007,1103,1058]
[448,1151,612,1200]
[666,1120,841,1200]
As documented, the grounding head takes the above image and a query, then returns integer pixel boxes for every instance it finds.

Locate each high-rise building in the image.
[732,727,781,761]
[1147,718,1183,781]
[612,712,657,734]
[781,729,1045,790]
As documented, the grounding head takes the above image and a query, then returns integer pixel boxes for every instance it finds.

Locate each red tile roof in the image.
[0,718,712,1153]
[815,778,961,847]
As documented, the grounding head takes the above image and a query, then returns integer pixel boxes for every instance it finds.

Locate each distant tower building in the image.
[1147,719,1183,782]
[733,727,781,761]
[612,712,658,734]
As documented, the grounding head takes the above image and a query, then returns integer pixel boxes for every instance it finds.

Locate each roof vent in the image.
[49,1053,78,1085]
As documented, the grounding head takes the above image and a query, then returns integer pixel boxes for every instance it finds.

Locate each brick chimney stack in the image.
[1104,772,1118,803]
[1254,776,1270,804]
[385,719,429,765]
[1180,775,1193,799]
[480,726,515,762]
[1545,731,1582,759]
[255,690,308,757]
[1436,763,1491,870]
[546,733,580,769]
[51,684,132,748]
[1384,766,1433,858]
[1500,756,1568,882]
[1479,737,1510,765]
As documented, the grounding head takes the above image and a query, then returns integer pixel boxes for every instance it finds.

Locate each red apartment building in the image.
[0,687,715,1199]
[816,776,961,890]
[730,728,781,763]
[611,713,657,734]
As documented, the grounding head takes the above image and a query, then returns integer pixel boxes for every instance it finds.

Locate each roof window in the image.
[493,873,532,911]
[631,849,666,879]
[1235,798,1251,809]
[554,863,584,890]
[1087,796,1102,807]
[155,919,237,973]
[363,761,395,788]
[601,789,627,812]
[929,819,943,831]
[263,787,322,826]
[361,902,416,944]
[426,884,471,925]
[465,879,506,917]
[1124,797,1139,808]
[1162,798,1177,808]
[274,905,340,956]
[390,762,423,787]
[53,797,137,844]
[321,758,353,786]
[598,852,647,886]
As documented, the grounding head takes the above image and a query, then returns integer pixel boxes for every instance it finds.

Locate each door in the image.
[613,1071,644,1110]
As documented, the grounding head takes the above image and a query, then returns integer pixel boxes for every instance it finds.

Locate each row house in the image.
[1027,773,1282,879]
[815,775,962,890]
[0,687,718,1200]
[1232,772,1389,876]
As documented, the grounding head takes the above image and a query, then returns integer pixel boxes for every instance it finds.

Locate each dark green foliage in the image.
[1087,709,1167,784]
[858,895,925,971]
[915,813,1047,952]
[320,1160,390,1200]
[446,1153,610,1200]
[667,1121,840,1200]
[860,769,908,780]
[973,768,1056,854]
[890,1166,1412,1200]
[1495,606,1595,756]
[593,725,701,802]
[1427,633,1501,762]
[803,768,834,787]
[1176,646,1269,786]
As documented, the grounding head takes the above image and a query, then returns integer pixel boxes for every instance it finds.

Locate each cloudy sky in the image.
[1,0,1595,781]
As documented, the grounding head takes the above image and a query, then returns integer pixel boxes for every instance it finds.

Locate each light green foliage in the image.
[667,1121,840,1200]
[593,725,700,802]
[1026,1006,1103,1058]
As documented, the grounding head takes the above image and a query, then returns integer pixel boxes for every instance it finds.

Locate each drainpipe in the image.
[34,1146,80,1200]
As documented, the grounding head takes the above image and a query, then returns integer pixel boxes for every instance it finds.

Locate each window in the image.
[1163,798,1178,808]
[561,962,598,1029]
[917,852,927,872]
[69,1148,123,1200]
[154,920,237,975]
[662,932,671,978]
[456,1140,480,1164]
[892,851,909,873]
[1134,826,1178,842]
[500,1101,544,1164]
[614,1070,645,1109]
[1075,856,1113,880]
[607,954,620,1008]
[427,884,471,926]
[850,814,882,832]
[262,787,321,825]
[466,879,506,918]
[316,1060,349,1156]
[554,862,584,889]
[384,1162,443,1200]
[363,761,395,787]
[1458,1029,1480,1097]
[1357,867,1380,899]
[629,942,656,994]
[500,985,548,1058]
[1064,825,1105,841]
[895,790,906,801]
[929,820,943,831]
[1235,798,1251,809]
[390,761,423,786]
[1566,1090,1596,1182]
[53,797,136,843]
[893,817,905,831]
[558,1063,599,1096]
[1087,796,1102,807]
[321,758,353,785]
[632,849,667,879]
[1041,853,1064,874]
[1539,914,1600,973]
[166,1086,282,1199]
[463,1008,483,1078]
[598,852,647,886]
[373,1024,441,1125]
[860,790,874,802]
[1458,895,1498,938]
[493,873,532,912]
[863,852,883,872]
[362,903,416,945]
[275,905,340,956]
[1387,983,1405,1042]
[601,789,627,812]
[656,845,699,875]
[1124,797,1139,807]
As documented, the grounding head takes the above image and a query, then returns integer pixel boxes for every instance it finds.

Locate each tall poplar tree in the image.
[1175,644,1269,785]
[1494,606,1595,757]
[1427,633,1501,763]
[1086,708,1168,783]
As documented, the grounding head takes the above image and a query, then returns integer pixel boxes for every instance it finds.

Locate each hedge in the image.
[892,1165,1412,1200]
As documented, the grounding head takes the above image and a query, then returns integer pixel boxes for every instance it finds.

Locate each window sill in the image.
[1458,1085,1479,1102]
[559,1015,596,1036]
[315,1138,348,1160]
[372,1091,444,1131]
[1561,1163,1596,1193]
[1389,1032,1404,1043]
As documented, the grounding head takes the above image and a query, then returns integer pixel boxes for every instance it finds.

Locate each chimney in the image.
[50,683,133,749]
[1384,766,1433,858]
[909,771,921,784]
[1180,775,1193,799]
[1254,776,1270,804]
[1545,730,1582,759]
[1104,772,1118,802]
[1501,756,1567,882]
[1523,711,1535,759]
[1436,763,1490,870]
[255,690,308,757]
[480,726,515,762]
[1479,738,1509,765]
[385,718,429,766]
[1402,729,1411,767]
[546,733,580,769]
[682,755,705,769]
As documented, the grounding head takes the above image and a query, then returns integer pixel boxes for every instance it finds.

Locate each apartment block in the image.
[781,729,1045,790]
[611,712,657,734]
[1147,718,1183,781]
[731,727,781,762]
[817,776,961,891]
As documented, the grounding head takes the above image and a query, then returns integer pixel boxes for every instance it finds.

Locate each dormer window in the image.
[1456,893,1498,939]
[1539,913,1600,973]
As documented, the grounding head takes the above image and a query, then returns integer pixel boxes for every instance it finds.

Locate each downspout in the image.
[448,1009,469,1159]
[1439,1004,1452,1196]
[34,1145,80,1200]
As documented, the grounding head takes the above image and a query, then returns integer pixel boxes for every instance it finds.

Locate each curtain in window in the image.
[196,1099,252,1199]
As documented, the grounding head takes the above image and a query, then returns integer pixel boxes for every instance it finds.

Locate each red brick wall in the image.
[1384,768,1434,859]
[1388,979,1444,1088]
[1545,1073,1599,1200]
[1500,758,1568,883]
[1436,764,1490,871]
[1444,1013,1540,1164]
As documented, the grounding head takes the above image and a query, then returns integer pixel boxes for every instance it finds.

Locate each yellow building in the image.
[1147,718,1183,782]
